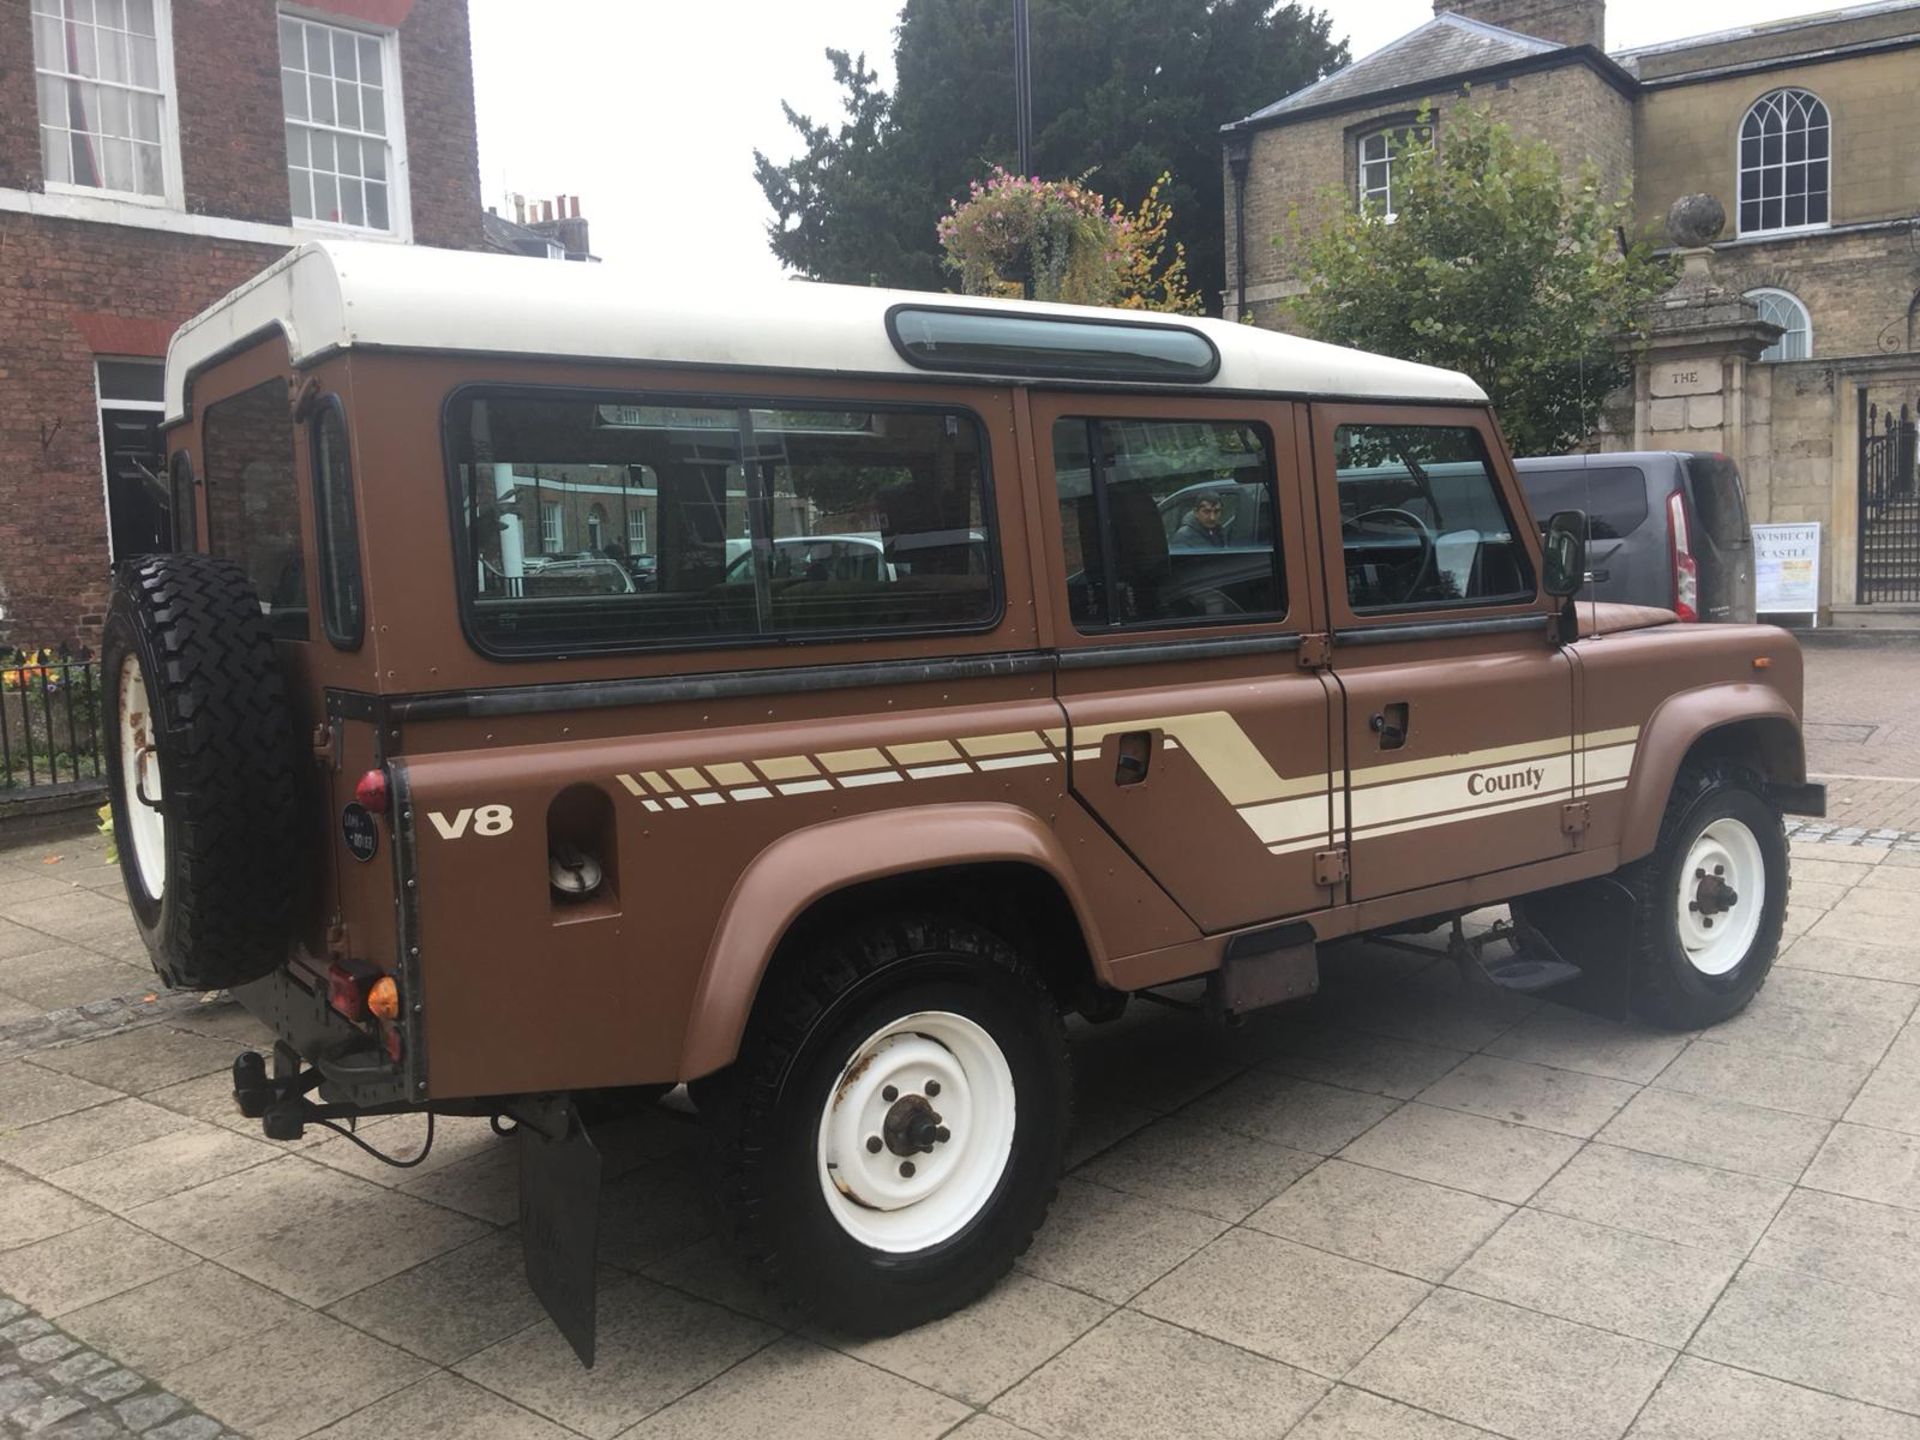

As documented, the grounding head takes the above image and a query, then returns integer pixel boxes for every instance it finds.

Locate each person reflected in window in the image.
[1173,491,1228,549]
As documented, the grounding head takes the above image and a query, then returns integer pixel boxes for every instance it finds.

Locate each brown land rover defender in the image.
[103,242,1824,1364]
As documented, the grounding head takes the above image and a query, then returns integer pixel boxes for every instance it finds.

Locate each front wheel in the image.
[706,915,1070,1335]
[1627,762,1787,1029]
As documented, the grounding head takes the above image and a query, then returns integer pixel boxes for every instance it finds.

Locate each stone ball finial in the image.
[1666,193,1726,248]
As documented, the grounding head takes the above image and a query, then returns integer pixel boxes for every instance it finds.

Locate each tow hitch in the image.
[230,1046,422,1139]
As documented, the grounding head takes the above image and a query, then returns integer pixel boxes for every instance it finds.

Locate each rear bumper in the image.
[1768,780,1827,818]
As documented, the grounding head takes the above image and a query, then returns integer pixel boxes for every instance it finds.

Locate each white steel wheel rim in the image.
[117,654,166,901]
[1677,816,1764,977]
[817,1010,1015,1254]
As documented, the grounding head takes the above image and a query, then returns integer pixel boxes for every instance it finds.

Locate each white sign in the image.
[1753,522,1821,618]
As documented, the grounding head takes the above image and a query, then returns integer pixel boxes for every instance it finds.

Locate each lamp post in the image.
[1013,0,1033,180]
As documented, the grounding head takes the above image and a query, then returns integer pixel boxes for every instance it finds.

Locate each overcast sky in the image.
[469,0,1848,288]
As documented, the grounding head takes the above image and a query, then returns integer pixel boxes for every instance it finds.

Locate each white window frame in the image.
[1746,288,1812,362]
[1736,88,1831,239]
[93,356,167,566]
[277,4,411,242]
[31,0,184,210]
[1357,129,1398,220]
[539,500,563,554]
[626,507,648,553]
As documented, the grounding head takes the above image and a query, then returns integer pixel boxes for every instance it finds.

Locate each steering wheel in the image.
[1345,507,1438,605]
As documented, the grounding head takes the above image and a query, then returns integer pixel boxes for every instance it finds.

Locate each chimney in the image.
[512,192,525,224]
[1432,0,1602,48]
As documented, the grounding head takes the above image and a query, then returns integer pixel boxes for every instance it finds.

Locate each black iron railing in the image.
[1859,393,1920,605]
[0,649,106,794]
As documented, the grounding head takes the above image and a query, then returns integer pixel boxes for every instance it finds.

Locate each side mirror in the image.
[1542,509,1588,599]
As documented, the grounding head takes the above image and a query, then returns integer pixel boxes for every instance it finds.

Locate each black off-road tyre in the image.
[704,914,1070,1336]
[102,554,301,991]
[1625,760,1787,1030]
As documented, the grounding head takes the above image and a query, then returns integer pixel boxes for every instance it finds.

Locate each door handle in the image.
[1370,702,1410,751]
[1114,731,1153,787]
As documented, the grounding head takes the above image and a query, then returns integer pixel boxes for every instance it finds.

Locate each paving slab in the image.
[1627,1355,1920,1439]
[1336,1102,1581,1203]
[829,1271,1108,1407]
[1181,1071,1400,1156]
[0,1167,106,1251]
[1415,1055,1638,1138]
[0,1097,197,1178]
[1651,1037,1871,1119]
[1800,1121,1920,1211]
[0,1062,118,1129]
[1529,1142,1789,1254]
[1480,1009,1689,1085]
[1446,1207,1739,1347]
[32,1026,242,1096]
[1596,1088,1832,1182]
[1690,1261,1920,1415]
[622,1335,967,1440]
[1013,1178,1225,1304]
[61,1261,308,1381]
[1245,1157,1512,1282]
[1072,1114,1317,1222]
[1261,1024,1470,1100]
[1134,1226,1429,1377]
[1291,1385,1501,1439]
[1847,1062,1920,1134]
[48,1124,277,1214]
[1749,1186,1920,1301]
[167,1306,433,1440]
[0,1216,194,1316]
[307,1370,574,1440]
[325,1229,551,1366]
[993,1306,1326,1440]
[456,1275,777,1439]
[1347,1288,1674,1440]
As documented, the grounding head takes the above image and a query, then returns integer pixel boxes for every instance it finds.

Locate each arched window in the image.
[1746,288,1812,362]
[1738,89,1830,235]
[1356,123,1430,221]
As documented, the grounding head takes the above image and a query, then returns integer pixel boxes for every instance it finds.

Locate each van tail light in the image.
[1667,490,1698,623]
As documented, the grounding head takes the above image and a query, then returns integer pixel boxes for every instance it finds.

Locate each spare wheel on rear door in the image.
[102,553,302,991]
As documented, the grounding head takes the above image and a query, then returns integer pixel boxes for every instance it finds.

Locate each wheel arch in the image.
[677,803,1108,1080]
[1619,686,1805,863]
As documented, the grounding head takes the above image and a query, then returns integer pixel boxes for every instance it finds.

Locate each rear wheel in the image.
[1627,762,1786,1029]
[706,914,1069,1335]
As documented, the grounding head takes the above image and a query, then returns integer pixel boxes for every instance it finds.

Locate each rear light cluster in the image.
[327,959,405,1064]
[1667,490,1699,623]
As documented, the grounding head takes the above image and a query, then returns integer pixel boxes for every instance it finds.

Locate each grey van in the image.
[1514,451,1756,623]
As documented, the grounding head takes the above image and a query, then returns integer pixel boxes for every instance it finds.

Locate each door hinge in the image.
[311,719,340,769]
[1560,801,1591,839]
[1297,633,1333,670]
[1313,847,1349,887]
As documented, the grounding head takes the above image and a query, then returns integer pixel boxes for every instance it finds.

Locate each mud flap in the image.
[1509,875,1639,1022]
[519,1103,602,1367]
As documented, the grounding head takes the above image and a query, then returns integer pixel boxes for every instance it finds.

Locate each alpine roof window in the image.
[888,307,1218,383]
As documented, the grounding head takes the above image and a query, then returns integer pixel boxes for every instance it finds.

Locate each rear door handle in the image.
[1370,702,1410,751]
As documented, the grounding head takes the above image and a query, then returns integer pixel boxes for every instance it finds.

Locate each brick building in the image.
[1223,0,1920,624]
[0,0,485,644]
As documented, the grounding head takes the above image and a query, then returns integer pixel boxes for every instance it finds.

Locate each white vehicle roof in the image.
[162,240,1487,423]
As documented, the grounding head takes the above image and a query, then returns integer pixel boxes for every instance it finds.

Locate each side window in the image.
[204,379,307,639]
[1517,466,1650,541]
[311,398,364,648]
[448,391,998,655]
[168,451,196,551]
[1335,423,1533,611]
[1052,417,1284,631]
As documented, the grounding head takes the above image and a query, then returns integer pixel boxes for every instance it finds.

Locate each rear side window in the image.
[1517,466,1650,540]
[204,380,307,639]
[1335,423,1533,611]
[311,399,364,648]
[1684,454,1752,549]
[1052,417,1284,631]
[447,390,998,655]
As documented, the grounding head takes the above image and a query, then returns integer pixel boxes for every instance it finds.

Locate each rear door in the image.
[1311,406,1576,901]
[1682,454,1756,622]
[1030,393,1337,933]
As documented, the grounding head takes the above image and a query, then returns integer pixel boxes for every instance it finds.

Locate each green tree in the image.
[753,0,1346,311]
[1288,104,1672,455]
